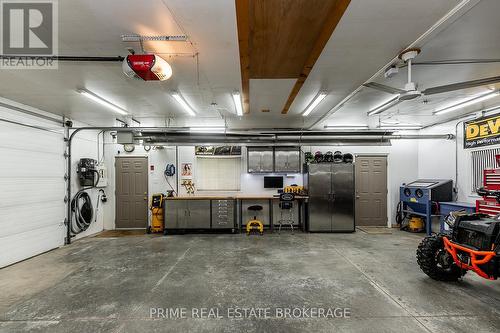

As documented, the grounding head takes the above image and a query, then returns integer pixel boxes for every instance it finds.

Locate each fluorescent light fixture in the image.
[232,91,244,116]
[379,125,423,130]
[434,91,500,115]
[77,89,127,115]
[189,126,226,132]
[302,91,328,117]
[368,96,399,116]
[172,92,196,117]
[324,125,369,130]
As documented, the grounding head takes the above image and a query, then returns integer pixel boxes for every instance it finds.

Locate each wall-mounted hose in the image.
[70,170,100,234]
[71,190,94,234]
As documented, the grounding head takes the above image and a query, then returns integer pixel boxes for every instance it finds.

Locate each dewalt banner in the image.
[464,113,500,149]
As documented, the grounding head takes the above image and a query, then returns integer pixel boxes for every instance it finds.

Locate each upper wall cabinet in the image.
[247,147,301,173]
[274,147,301,173]
[247,147,274,173]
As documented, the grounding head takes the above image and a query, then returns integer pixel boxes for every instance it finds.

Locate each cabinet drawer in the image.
[211,199,235,229]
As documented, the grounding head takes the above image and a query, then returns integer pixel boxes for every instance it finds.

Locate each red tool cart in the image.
[476,155,500,216]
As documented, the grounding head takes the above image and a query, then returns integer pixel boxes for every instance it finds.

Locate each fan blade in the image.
[422,75,500,95]
[363,82,406,95]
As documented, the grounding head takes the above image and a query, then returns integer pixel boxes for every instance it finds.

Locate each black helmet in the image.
[324,151,334,163]
[333,151,343,163]
[314,151,324,163]
[343,153,354,163]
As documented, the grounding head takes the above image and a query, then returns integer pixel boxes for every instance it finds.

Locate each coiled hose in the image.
[396,201,407,229]
[71,170,100,234]
[71,190,94,234]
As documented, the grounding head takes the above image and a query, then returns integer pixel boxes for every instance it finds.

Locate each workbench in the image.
[164,195,309,233]
[237,195,309,232]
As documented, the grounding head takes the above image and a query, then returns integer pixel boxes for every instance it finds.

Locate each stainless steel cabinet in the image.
[247,147,274,173]
[306,164,355,232]
[186,200,211,228]
[274,148,301,173]
[211,199,236,229]
[165,199,211,229]
[165,200,187,229]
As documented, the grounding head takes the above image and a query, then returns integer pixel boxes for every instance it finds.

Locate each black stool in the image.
[278,193,295,234]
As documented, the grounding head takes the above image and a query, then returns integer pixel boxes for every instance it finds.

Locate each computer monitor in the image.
[264,176,283,188]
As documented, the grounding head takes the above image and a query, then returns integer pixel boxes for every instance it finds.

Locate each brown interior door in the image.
[355,155,388,226]
[115,156,148,229]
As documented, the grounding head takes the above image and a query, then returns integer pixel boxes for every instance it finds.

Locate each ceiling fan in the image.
[364,48,500,115]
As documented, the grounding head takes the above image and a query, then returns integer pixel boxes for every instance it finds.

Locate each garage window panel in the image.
[470,147,500,192]
[196,156,241,191]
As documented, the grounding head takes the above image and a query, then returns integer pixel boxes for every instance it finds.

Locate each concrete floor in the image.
[0,230,499,333]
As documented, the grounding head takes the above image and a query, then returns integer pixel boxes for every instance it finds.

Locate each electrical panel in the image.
[117,131,134,144]
[96,164,108,188]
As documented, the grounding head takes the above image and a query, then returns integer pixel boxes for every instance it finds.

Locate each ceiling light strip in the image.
[302,92,328,117]
[190,126,226,132]
[121,34,188,42]
[324,125,370,130]
[172,92,196,117]
[368,96,399,116]
[232,92,244,116]
[379,125,423,130]
[77,89,128,115]
[434,91,500,115]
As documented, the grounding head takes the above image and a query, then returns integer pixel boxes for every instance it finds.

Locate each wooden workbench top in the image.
[165,196,234,200]
[165,195,309,200]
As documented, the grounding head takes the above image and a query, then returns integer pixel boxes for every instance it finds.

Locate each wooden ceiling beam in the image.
[281,0,351,114]
[235,0,250,114]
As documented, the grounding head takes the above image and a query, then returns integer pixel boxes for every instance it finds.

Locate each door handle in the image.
[144,197,147,200]
[356,195,360,199]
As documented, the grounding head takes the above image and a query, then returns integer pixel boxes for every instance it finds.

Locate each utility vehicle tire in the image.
[416,235,466,281]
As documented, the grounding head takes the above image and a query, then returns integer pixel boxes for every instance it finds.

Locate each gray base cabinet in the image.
[165,200,210,229]
[165,199,236,230]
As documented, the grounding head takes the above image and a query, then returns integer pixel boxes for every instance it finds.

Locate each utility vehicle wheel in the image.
[416,235,466,281]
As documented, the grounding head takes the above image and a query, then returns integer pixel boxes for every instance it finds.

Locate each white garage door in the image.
[0,110,65,268]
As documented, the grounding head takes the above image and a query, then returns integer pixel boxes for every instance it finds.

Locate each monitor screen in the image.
[264,176,284,188]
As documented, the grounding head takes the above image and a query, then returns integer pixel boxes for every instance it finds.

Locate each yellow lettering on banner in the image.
[479,124,489,136]
[466,124,479,139]
[488,119,500,135]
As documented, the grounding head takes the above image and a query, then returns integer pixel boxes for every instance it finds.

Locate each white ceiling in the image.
[321,0,500,129]
[0,0,499,130]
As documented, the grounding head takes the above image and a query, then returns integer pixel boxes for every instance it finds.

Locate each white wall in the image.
[102,139,177,230]
[70,129,105,240]
[418,120,488,203]
[177,146,303,197]
[102,141,422,228]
